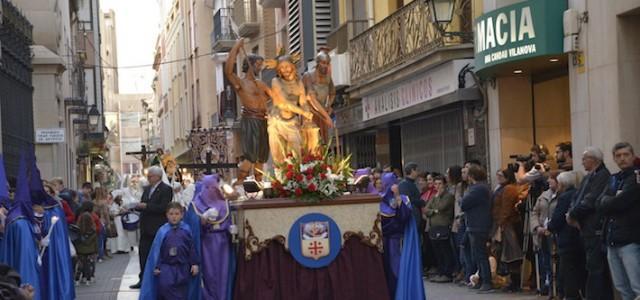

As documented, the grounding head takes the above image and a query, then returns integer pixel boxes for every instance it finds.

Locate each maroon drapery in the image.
[234,237,390,300]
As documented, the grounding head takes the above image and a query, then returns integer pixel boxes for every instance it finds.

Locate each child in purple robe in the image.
[140,202,199,300]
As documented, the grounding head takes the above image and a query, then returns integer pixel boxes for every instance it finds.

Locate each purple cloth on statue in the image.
[193,174,232,300]
[156,225,198,300]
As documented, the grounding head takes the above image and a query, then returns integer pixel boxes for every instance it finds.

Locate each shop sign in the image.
[362,60,472,121]
[35,128,65,143]
[474,0,567,73]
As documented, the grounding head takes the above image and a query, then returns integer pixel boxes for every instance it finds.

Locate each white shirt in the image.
[148,181,161,197]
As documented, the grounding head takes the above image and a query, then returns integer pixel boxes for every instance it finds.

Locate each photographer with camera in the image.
[511,145,550,294]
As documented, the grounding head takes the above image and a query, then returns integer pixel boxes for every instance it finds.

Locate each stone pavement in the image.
[424,280,547,300]
[76,250,140,300]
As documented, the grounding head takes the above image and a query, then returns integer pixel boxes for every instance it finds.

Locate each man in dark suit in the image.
[130,166,173,289]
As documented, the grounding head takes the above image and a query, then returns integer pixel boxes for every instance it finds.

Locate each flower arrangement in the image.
[268,148,353,202]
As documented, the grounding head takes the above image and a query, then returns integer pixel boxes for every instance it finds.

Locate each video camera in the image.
[507,154,549,173]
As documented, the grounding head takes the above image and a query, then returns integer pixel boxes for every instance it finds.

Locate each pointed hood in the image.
[27,147,57,206]
[6,152,35,225]
[0,155,9,209]
[380,172,398,201]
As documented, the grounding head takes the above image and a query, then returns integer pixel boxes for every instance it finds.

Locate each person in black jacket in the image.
[548,171,586,300]
[599,142,640,300]
[460,165,493,293]
[130,166,173,289]
[567,147,613,300]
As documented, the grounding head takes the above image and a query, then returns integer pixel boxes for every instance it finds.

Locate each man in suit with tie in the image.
[130,166,173,289]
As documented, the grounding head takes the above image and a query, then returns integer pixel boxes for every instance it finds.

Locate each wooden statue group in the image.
[224,39,336,185]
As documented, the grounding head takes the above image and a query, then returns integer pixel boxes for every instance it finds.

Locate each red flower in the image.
[320,173,327,180]
[305,168,314,175]
[295,188,303,196]
[321,164,328,170]
[287,164,294,171]
[286,171,294,180]
[306,174,313,180]
[286,153,293,158]
[308,183,317,192]
[295,174,304,182]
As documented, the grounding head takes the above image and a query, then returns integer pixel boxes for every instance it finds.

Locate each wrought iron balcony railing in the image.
[326,20,369,54]
[349,1,470,84]
[211,8,237,53]
[232,0,260,37]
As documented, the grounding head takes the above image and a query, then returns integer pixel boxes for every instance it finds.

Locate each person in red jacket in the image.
[58,192,76,224]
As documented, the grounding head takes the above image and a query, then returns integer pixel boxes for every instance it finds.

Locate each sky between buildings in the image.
[100,0,172,94]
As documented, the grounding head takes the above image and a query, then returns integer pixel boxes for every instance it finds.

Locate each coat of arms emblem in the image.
[300,221,330,260]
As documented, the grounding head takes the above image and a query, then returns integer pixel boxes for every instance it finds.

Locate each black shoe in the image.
[129,282,141,289]
[477,285,495,294]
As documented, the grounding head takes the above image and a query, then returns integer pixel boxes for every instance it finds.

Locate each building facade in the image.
[475,0,640,176]
[332,0,484,174]
[0,1,34,177]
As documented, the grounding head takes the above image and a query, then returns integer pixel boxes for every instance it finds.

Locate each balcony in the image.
[232,0,260,38]
[211,8,237,53]
[349,1,452,84]
[326,20,369,54]
[259,0,284,9]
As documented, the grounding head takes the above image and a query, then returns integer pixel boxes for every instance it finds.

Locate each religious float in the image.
[175,39,424,300]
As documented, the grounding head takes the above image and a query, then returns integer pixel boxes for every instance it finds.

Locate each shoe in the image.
[434,276,453,283]
[75,281,80,287]
[469,284,481,290]
[477,285,494,294]
[98,259,103,263]
[85,280,91,286]
[129,282,141,289]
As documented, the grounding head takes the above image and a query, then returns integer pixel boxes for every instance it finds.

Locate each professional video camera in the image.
[507,154,535,173]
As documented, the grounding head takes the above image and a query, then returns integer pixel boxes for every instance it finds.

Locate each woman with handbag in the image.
[424,175,456,283]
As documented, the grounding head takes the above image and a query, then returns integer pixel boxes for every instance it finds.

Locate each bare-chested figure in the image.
[268,56,315,164]
[225,39,270,183]
[302,50,335,145]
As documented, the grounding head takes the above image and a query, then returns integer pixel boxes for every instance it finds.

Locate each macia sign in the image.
[474,0,567,74]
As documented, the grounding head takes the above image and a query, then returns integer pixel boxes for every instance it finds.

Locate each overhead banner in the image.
[474,0,567,73]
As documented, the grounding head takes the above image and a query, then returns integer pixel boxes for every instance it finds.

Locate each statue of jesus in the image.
[267,56,314,165]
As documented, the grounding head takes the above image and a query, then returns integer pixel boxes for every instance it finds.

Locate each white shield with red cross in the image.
[300,221,330,260]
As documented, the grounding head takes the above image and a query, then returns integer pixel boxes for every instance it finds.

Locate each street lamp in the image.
[427,0,455,26]
[88,105,100,126]
[425,0,472,40]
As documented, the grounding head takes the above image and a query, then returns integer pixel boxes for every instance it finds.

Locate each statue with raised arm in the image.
[302,50,335,146]
[268,55,314,165]
[224,38,271,183]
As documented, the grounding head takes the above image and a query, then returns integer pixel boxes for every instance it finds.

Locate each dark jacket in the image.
[548,188,583,254]
[599,167,640,246]
[398,177,424,208]
[461,183,492,233]
[139,182,173,237]
[568,163,610,238]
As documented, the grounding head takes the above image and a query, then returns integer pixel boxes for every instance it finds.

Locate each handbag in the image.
[428,225,450,241]
[106,220,118,238]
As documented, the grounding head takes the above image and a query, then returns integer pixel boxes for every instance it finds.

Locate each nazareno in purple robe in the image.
[379,173,413,299]
[193,192,232,300]
[156,225,199,300]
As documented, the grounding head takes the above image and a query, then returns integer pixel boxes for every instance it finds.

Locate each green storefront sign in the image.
[474,0,567,74]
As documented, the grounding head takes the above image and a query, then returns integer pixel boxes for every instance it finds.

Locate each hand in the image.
[20,284,35,300]
[544,230,551,237]
[153,268,161,276]
[238,38,245,45]
[136,203,147,210]
[535,163,547,172]
[191,265,199,276]
[40,236,50,248]
[536,227,546,236]
[304,112,314,120]
[565,214,580,229]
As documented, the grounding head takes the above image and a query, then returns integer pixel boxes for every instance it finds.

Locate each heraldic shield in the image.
[300,221,330,260]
